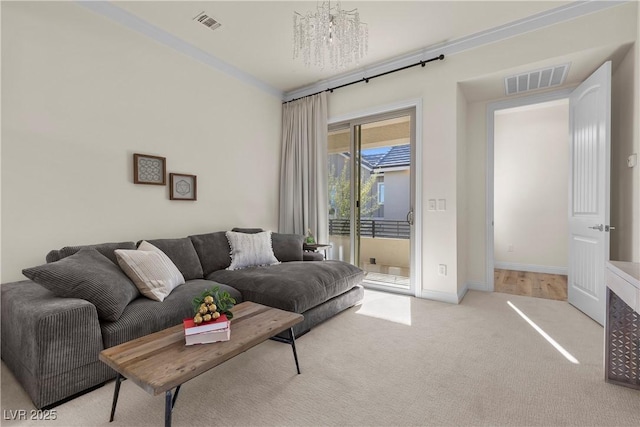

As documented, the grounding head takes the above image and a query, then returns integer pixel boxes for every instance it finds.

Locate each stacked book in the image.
[183,314,230,345]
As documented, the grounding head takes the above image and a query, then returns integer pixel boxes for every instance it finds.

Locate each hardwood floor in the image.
[494,269,568,301]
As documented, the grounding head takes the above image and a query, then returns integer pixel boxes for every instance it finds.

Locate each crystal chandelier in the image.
[293,1,368,69]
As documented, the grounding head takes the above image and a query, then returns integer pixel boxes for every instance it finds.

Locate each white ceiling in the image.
[109,1,569,92]
[113,1,576,94]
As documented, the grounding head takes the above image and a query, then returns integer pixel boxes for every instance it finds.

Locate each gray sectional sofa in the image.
[1,229,364,409]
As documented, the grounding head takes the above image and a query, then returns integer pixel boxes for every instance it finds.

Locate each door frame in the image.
[485,88,574,291]
[329,98,423,297]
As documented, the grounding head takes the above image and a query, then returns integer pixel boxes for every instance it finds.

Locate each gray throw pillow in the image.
[188,232,231,276]
[142,238,204,280]
[45,241,136,264]
[23,248,140,321]
[271,233,304,262]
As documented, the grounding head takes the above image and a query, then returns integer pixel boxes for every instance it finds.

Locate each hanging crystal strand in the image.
[293,14,299,60]
[322,1,331,69]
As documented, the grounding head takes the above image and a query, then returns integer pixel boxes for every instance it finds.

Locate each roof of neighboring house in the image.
[362,144,410,170]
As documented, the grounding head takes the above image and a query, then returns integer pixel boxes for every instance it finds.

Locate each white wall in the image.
[494,101,569,272]
[611,46,637,262]
[383,170,410,220]
[1,2,282,282]
[329,3,636,302]
[456,86,468,297]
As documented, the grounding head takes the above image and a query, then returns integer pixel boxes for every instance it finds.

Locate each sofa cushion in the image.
[142,238,203,280]
[226,231,279,270]
[100,279,242,348]
[115,241,185,302]
[189,232,231,276]
[46,241,136,264]
[271,233,304,262]
[22,248,140,321]
[207,260,364,313]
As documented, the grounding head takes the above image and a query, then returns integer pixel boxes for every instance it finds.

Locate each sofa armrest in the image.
[1,281,106,406]
[303,252,324,261]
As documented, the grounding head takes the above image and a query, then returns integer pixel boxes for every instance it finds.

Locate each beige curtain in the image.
[279,92,328,243]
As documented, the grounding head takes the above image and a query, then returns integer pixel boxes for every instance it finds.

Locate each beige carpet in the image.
[2,290,639,426]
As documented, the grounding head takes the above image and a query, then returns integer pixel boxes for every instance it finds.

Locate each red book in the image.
[183,314,229,336]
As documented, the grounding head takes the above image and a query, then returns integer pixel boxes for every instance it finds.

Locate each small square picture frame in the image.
[133,153,166,185]
[170,173,197,201]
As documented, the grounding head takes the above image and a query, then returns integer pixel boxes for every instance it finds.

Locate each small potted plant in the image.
[191,286,236,324]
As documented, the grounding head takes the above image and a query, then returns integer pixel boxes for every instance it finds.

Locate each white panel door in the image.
[568,61,611,326]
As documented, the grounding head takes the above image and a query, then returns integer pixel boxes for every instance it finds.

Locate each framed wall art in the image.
[133,153,166,185]
[170,173,197,201]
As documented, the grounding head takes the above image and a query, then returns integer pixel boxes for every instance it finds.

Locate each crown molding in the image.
[77,1,283,99]
[283,0,628,102]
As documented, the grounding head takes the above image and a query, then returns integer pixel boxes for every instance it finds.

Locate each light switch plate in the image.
[437,199,446,211]
[428,199,436,211]
[628,153,637,168]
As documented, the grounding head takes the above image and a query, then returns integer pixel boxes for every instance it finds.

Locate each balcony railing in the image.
[329,218,410,239]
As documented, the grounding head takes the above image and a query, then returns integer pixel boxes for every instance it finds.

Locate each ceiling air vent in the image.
[193,11,221,31]
[504,63,570,96]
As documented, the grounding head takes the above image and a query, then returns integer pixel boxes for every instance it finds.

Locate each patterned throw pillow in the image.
[225,230,279,270]
[115,241,185,302]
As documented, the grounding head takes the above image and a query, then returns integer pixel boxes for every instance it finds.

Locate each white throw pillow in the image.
[226,230,280,270]
[115,241,185,302]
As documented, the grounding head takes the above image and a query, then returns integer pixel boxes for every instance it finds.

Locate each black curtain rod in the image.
[283,54,445,104]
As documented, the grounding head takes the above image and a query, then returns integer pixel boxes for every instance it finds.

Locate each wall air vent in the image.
[193,11,221,31]
[504,63,570,96]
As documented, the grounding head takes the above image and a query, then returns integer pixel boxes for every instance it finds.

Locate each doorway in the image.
[493,99,570,301]
[486,60,612,326]
[328,108,417,294]
[486,89,572,292]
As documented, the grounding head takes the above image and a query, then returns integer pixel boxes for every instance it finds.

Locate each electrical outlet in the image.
[508,245,515,252]
[437,199,446,211]
[438,264,447,276]
[628,153,637,168]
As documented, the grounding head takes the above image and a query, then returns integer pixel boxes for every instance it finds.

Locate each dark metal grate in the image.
[606,290,640,389]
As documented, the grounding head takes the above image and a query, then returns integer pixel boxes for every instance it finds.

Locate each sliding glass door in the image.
[328,109,415,293]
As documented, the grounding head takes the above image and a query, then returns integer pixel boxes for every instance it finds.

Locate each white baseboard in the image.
[467,281,488,291]
[494,262,567,275]
[457,284,468,303]
[421,289,461,305]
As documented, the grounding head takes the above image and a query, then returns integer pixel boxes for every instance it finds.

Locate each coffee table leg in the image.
[165,390,172,427]
[289,327,301,374]
[109,373,125,422]
[164,385,181,427]
[172,385,181,409]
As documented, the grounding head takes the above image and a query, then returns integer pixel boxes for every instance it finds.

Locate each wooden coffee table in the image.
[99,301,303,427]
